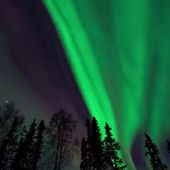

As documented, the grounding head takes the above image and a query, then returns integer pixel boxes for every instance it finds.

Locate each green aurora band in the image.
[43,0,170,168]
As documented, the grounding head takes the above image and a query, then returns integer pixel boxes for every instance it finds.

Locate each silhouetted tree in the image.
[103,123,126,170]
[144,133,167,170]
[80,138,88,170]
[0,102,20,145]
[167,140,170,154]
[80,119,91,170]
[81,118,105,170]
[42,110,77,170]
[0,116,23,169]
[13,119,37,170]
[31,120,45,170]
[90,117,104,170]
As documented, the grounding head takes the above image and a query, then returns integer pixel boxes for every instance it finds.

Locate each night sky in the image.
[0,0,89,126]
[44,0,170,169]
[1,0,170,169]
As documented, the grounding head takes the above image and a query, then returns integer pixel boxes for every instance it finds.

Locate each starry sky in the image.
[0,0,89,126]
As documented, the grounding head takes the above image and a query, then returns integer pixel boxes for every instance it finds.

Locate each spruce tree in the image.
[103,123,126,170]
[144,133,167,170]
[13,119,37,170]
[0,140,7,169]
[167,140,170,153]
[85,118,92,169]
[80,138,88,170]
[90,117,104,170]
[80,118,104,170]
[32,120,45,170]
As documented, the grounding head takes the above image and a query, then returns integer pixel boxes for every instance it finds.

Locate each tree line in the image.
[0,102,77,170]
[0,101,169,169]
[80,117,170,170]
[80,118,126,170]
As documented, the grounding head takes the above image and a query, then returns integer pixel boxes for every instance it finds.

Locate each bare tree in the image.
[42,110,77,170]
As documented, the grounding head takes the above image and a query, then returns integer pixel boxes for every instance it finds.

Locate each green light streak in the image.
[43,0,170,168]
[43,0,118,139]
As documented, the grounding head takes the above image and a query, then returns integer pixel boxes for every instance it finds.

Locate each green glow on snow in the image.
[43,0,170,168]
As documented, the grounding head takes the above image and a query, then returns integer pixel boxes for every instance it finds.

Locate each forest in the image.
[0,101,169,170]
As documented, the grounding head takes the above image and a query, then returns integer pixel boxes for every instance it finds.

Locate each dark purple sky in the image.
[0,0,89,128]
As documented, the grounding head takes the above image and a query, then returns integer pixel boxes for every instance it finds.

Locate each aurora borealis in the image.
[1,0,170,169]
[43,0,170,168]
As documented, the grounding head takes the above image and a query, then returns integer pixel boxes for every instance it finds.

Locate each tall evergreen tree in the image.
[103,123,126,170]
[81,118,105,170]
[85,118,92,169]
[90,117,104,170]
[32,120,45,170]
[80,138,88,170]
[144,133,167,170]
[12,119,37,170]
[167,140,170,154]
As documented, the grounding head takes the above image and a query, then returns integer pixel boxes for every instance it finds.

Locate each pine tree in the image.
[80,118,92,170]
[167,140,170,153]
[0,140,7,169]
[12,119,37,170]
[0,116,23,169]
[32,120,45,170]
[90,117,104,170]
[103,123,126,170]
[144,133,167,170]
[80,138,88,170]
[80,118,104,170]
[85,118,92,169]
